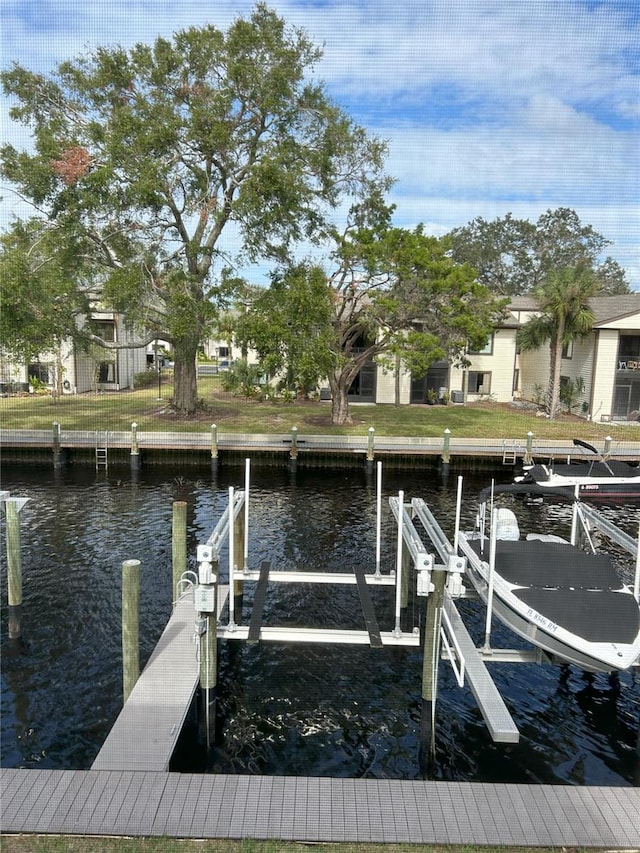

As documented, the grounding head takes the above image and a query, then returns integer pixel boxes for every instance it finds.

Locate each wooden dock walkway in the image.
[2,767,639,846]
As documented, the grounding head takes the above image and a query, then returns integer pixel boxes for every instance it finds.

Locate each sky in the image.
[1,0,639,289]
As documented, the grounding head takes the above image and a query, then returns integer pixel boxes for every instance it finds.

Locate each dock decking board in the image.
[3,769,639,846]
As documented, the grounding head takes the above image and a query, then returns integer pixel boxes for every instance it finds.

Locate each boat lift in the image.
[191,463,578,758]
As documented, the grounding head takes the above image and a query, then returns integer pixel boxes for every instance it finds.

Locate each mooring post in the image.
[442,428,451,465]
[52,421,63,468]
[210,423,218,475]
[419,565,446,776]
[524,431,534,466]
[130,422,140,471]
[122,559,141,704]
[172,501,187,604]
[5,498,26,639]
[366,426,375,471]
[289,425,298,472]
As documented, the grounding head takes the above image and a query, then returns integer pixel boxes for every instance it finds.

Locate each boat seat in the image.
[494,507,520,540]
[469,539,623,590]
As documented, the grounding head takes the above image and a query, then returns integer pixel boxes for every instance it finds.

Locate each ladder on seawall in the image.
[95,431,109,469]
[502,440,517,465]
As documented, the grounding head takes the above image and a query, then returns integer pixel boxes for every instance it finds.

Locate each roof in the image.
[506,293,640,328]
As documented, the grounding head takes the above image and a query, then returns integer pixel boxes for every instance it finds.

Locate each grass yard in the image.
[2,377,639,445]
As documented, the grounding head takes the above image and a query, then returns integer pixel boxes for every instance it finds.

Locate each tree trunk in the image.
[329,375,352,425]
[547,333,564,419]
[173,336,199,413]
[394,353,401,406]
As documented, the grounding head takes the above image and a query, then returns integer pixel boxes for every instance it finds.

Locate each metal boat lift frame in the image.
[190,462,543,747]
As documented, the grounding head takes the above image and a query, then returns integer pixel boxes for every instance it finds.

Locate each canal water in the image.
[1,462,639,785]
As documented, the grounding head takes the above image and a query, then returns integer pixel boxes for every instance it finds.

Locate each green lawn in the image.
[2,377,640,445]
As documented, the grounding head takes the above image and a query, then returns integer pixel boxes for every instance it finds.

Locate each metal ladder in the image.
[501,440,517,465]
[95,431,109,470]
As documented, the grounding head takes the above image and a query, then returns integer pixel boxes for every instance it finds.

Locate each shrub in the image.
[133,370,158,389]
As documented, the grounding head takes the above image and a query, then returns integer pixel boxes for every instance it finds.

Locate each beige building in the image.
[339,293,640,421]
[1,311,148,395]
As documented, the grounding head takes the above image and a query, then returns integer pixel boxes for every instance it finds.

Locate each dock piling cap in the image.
[1,496,29,513]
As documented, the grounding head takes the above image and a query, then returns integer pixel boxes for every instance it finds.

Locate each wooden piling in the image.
[442,428,451,465]
[52,421,64,468]
[366,426,375,471]
[130,422,140,471]
[419,566,446,776]
[122,559,141,704]
[5,499,23,639]
[524,431,534,466]
[172,501,187,603]
[210,423,218,475]
[289,425,298,472]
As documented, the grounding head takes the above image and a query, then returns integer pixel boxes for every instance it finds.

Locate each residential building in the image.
[1,311,147,395]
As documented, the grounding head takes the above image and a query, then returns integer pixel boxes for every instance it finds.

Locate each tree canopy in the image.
[238,200,507,424]
[448,208,630,297]
[1,3,389,412]
[0,219,92,364]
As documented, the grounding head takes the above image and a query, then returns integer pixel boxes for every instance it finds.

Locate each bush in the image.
[133,370,158,390]
[220,358,263,397]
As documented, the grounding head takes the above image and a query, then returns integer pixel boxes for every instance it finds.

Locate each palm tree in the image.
[518,266,598,418]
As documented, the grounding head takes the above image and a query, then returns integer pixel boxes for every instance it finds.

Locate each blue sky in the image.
[1,0,639,289]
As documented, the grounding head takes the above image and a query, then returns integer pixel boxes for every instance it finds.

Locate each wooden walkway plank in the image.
[0,767,53,830]
[25,770,78,834]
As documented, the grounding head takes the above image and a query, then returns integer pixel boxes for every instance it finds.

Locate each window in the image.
[28,363,51,384]
[562,340,573,358]
[92,320,116,342]
[99,361,116,383]
[468,371,491,394]
[468,334,494,355]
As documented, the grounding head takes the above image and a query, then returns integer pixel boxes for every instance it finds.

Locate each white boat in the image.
[457,484,640,673]
[515,439,640,501]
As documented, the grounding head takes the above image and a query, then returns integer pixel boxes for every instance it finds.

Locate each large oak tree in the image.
[1,4,388,412]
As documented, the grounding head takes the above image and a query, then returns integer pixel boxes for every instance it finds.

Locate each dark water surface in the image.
[1,462,639,785]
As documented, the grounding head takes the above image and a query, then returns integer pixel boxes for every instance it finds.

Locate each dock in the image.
[91,596,197,772]
[92,587,229,772]
[2,767,639,846]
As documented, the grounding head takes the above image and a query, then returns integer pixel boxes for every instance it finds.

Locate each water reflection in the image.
[1,462,638,784]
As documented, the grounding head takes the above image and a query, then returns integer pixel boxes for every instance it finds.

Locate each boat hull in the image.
[459,534,640,673]
[516,461,640,501]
